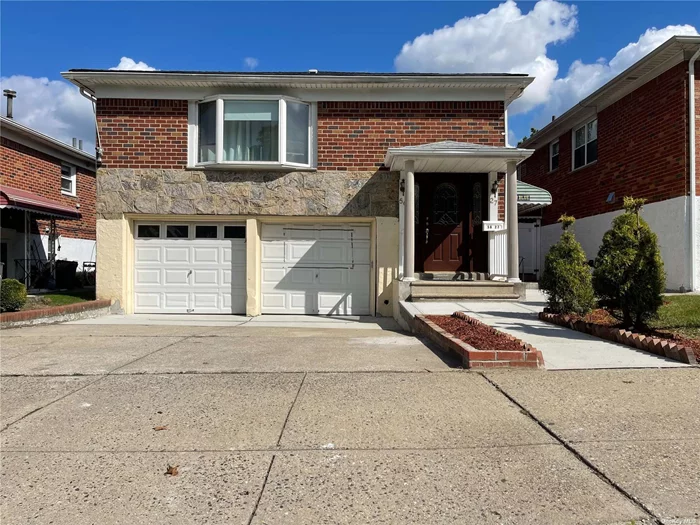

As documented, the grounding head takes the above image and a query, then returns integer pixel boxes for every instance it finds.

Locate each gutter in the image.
[689,48,700,292]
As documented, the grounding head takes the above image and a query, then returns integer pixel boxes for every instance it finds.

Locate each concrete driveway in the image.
[1,318,698,524]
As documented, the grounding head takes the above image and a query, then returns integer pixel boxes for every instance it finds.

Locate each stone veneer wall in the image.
[96,169,399,219]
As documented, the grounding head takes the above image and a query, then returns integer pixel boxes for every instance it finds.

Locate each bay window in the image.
[192,96,314,168]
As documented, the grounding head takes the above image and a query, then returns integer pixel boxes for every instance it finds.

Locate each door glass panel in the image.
[166,225,189,238]
[432,183,459,225]
[137,225,160,238]
[195,225,218,239]
[414,183,420,224]
[473,182,483,226]
[224,225,246,239]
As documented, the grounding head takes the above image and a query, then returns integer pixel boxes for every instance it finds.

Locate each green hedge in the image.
[1,279,27,312]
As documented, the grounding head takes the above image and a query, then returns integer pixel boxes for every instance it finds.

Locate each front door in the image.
[416,174,487,273]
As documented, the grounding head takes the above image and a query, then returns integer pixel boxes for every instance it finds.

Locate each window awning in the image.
[518,181,552,214]
[383,141,534,173]
[0,186,81,219]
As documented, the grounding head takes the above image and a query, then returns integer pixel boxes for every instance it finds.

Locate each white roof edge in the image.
[521,35,700,149]
[62,70,534,87]
[0,116,95,164]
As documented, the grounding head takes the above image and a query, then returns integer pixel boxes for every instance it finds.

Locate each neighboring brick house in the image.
[520,35,700,291]
[0,115,96,286]
[62,69,536,319]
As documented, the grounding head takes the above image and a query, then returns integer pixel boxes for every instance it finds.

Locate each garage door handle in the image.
[187,269,192,277]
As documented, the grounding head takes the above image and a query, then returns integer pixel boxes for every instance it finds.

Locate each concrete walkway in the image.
[402,294,687,369]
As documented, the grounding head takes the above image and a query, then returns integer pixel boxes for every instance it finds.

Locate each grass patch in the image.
[23,289,96,310]
[648,295,700,340]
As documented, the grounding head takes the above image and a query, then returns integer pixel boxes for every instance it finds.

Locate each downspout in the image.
[77,85,103,166]
[689,48,700,292]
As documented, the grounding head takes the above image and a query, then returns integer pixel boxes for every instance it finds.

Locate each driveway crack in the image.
[478,372,663,525]
[276,372,307,447]
[247,454,275,525]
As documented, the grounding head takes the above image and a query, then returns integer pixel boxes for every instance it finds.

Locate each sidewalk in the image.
[402,292,687,369]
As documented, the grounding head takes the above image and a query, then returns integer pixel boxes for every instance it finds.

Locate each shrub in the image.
[540,215,595,315]
[0,279,28,312]
[593,197,665,329]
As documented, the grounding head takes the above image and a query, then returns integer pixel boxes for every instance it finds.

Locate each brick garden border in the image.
[539,312,697,365]
[1,299,112,329]
[414,312,545,369]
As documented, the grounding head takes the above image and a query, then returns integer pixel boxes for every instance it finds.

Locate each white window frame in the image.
[571,117,598,171]
[188,95,316,170]
[549,139,559,172]
[61,164,77,197]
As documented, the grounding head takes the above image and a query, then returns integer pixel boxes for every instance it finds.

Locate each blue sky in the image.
[1,1,698,148]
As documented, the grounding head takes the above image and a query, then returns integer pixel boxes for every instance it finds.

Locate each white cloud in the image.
[244,57,259,70]
[0,75,95,152]
[394,0,578,114]
[109,57,156,71]
[540,24,699,125]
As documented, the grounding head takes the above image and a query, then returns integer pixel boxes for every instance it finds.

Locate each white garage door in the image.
[261,223,371,315]
[134,223,246,314]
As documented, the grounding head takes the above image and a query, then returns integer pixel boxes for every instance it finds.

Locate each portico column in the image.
[403,160,416,281]
[506,160,521,282]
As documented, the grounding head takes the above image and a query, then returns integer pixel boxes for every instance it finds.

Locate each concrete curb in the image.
[414,313,544,369]
[1,299,113,329]
[538,312,698,365]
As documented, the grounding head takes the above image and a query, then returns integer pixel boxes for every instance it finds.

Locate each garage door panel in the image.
[134,224,246,314]
[134,293,160,310]
[192,269,219,286]
[193,247,219,264]
[261,224,285,239]
[164,269,189,285]
[317,244,347,264]
[135,246,161,264]
[289,267,315,285]
[163,293,189,309]
[135,269,161,286]
[261,242,285,262]
[261,224,371,315]
[317,268,346,286]
[287,242,315,263]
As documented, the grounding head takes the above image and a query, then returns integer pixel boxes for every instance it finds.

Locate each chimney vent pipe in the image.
[3,89,16,119]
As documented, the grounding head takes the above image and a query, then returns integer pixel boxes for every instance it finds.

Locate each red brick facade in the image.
[95,99,506,171]
[97,99,189,169]
[0,137,96,240]
[316,101,505,170]
[521,62,692,226]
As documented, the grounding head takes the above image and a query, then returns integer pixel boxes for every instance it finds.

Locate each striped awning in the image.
[0,186,81,219]
[518,181,552,214]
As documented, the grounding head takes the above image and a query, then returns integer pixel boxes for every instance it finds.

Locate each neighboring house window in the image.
[61,164,76,196]
[193,96,313,168]
[573,118,597,169]
[549,140,559,171]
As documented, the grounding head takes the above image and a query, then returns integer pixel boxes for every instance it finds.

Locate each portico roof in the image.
[383,141,534,173]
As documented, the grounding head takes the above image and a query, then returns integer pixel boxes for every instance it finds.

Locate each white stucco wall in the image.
[539,195,690,291]
[32,235,96,271]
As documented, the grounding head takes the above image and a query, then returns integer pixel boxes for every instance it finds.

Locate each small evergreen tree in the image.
[593,197,665,329]
[0,279,27,312]
[540,215,595,315]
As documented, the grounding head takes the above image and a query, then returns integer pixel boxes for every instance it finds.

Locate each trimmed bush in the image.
[1,279,28,312]
[540,215,595,315]
[593,197,665,329]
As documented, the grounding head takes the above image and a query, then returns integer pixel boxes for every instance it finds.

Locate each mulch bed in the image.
[565,308,700,363]
[426,315,525,351]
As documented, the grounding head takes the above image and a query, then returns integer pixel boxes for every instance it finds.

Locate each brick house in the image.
[0,113,96,287]
[519,36,700,292]
[61,69,538,318]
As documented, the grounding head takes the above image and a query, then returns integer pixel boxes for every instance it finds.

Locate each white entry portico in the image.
[383,141,534,284]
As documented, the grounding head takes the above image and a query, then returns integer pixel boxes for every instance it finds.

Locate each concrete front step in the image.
[416,272,490,281]
[410,280,519,301]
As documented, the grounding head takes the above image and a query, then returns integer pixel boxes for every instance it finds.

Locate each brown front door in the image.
[416,174,487,273]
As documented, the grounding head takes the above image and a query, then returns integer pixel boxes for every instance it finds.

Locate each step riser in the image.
[410,281,518,301]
